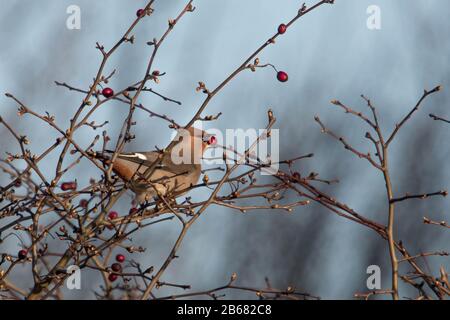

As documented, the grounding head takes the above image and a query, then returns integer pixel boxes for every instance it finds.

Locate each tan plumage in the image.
[100,127,214,203]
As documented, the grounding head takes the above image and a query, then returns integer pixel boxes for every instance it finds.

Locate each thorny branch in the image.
[0,0,339,300]
[315,86,448,300]
[1,0,448,301]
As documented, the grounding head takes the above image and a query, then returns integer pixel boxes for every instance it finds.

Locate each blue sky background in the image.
[1,0,449,299]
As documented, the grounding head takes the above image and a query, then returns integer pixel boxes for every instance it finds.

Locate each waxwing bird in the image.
[97,127,216,203]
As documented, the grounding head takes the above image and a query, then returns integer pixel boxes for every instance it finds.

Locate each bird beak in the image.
[202,134,217,147]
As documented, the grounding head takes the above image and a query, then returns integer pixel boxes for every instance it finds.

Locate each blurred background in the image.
[0,0,449,299]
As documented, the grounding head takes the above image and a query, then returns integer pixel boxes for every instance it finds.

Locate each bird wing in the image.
[116,151,162,167]
[105,150,201,194]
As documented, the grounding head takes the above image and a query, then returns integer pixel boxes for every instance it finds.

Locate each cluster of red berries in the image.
[99,8,146,102]
[100,22,288,102]
[109,254,126,282]
[274,24,289,83]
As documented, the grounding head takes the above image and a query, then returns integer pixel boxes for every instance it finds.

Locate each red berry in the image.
[277,71,289,83]
[136,9,145,17]
[207,136,217,145]
[116,254,125,263]
[61,181,77,191]
[18,249,27,260]
[79,199,88,208]
[108,211,118,220]
[278,24,287,34]
[129,207,139,215]
[108,273,118,282]
[102,87,114,98]
[111,263,122,272]
[14,179,22,187]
